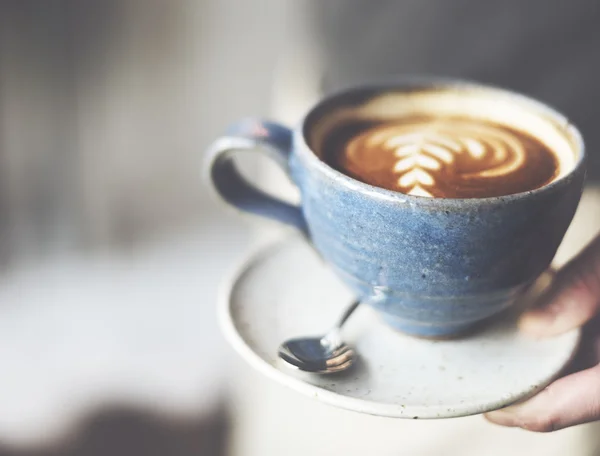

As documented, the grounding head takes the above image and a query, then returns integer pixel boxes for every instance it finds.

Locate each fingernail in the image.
[518,311,555,336]
[485,408,520,427]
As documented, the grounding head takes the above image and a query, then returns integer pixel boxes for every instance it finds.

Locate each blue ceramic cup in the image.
[207,78,585,338]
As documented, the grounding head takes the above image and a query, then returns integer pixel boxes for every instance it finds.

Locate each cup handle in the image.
[206,118,308,234]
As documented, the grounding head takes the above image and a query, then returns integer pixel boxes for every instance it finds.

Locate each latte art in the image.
[347,121,528,197]
[324,117,560,198]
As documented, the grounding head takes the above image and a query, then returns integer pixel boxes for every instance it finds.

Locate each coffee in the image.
[323,116,559,198]
[309,88,577,199]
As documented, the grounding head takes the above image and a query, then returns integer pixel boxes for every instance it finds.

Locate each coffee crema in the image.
[323,117,560,198]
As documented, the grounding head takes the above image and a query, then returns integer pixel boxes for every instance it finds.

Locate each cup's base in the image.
[381,316,489,340]
[378,270,555,339]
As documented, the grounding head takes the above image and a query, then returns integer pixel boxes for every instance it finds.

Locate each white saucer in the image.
[220,236,580,419]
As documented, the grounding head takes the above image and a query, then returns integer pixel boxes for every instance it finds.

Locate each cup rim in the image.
[295,76,586,206]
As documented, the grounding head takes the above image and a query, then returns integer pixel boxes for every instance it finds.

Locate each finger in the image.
[485,364,600,432]
[519,235,600,337]
[563,314,600,375]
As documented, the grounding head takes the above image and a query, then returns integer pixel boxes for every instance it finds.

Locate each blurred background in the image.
[1,1,600,455]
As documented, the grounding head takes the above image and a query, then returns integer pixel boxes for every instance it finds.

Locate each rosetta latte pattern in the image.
[346,120,527,197]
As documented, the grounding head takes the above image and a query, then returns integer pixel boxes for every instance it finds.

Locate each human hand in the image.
[485,235,600,432]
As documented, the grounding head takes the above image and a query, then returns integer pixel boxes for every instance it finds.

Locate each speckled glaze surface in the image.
[207,77,586,338]
[220,237,581,418]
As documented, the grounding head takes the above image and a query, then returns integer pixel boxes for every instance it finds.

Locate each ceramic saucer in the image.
[220,236,580,419]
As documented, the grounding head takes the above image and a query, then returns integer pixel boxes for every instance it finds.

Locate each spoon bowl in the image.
[277,300,360,374]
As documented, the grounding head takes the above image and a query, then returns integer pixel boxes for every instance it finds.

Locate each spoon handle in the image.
[335,300,360,329]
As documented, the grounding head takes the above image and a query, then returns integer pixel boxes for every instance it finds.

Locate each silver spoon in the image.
[277,300,360,374]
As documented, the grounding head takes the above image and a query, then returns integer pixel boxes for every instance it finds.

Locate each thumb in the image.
[485,365,600,432]
[519,235,600,337]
